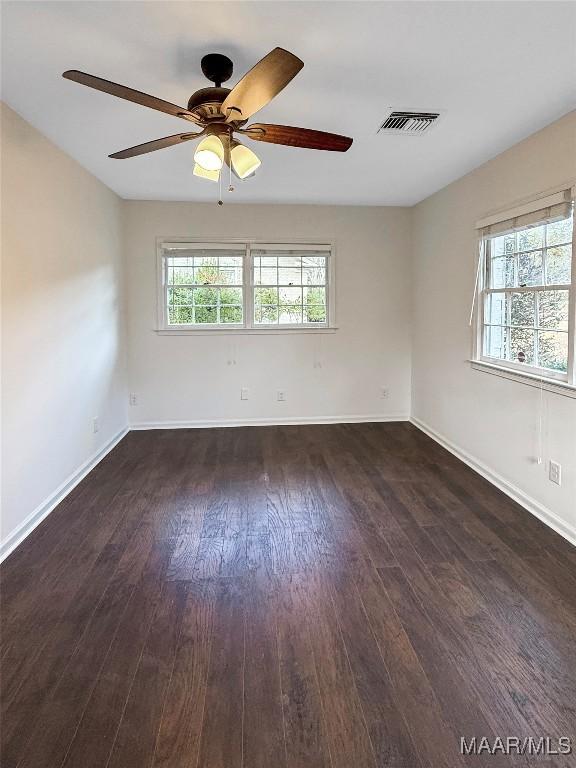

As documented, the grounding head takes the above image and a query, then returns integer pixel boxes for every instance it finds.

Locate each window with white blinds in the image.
[474,189,575,383]
[158,242,333,330]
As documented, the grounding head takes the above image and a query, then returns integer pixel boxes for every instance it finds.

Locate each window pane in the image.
[305,305,326,323]
[170,256,194,267]
[547,217,573,247]
[220,306,242,324]
[538,331,568,372]
[484,292,506,325]
[491,234,517,257]
[518,225,544,252]
[490,256,515,288]
[193,262,241,285]
[169,266,194,285]
[253,254,278,283]
[302,255,326,268]
[168,287,193,305]
[546,245,571,285]
[304,286,326,307]
[279,287,303,305]
[218,267,242,285]
[194,286,218,305]
[255,287,278,306]
[509,328,535,365]
[254,266,278,285]
[255,305,278,324]
[279,305,303,324]
[510,292,535,327]
[219,256,243,267]
[302,266,326,285]
[219,287,242,305]
[485,325,507,359]
[258,256,278,267]
[517,251,543,286]
[278,267,301,285]
[168,306,193,324]
[538,290,569,330]
[194,306,217,323]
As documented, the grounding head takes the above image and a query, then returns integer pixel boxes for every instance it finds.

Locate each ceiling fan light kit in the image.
[193,163,220,182]
[194,132,225,171]
[229,140,261,179]
[62,48,352,202]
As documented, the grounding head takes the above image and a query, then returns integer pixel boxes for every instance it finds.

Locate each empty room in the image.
[1,1,575,766]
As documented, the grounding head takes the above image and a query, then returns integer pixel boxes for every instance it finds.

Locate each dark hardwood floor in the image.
[1,422,575,768]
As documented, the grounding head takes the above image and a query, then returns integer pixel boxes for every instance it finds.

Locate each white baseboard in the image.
[410,416,576,548]
[130,413,410,430]
[0,427,129,564]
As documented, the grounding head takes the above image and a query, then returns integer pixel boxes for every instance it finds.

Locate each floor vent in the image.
[378,109,443,135]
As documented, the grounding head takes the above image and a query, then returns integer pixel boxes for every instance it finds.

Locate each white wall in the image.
[123,202,412,427]
[1,103,128,554]
[411,111,576,540]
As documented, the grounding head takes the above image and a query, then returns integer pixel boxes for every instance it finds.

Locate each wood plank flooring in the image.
[1,423,575,767]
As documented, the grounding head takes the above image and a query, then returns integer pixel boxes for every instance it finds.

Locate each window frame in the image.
[156,238,336,333]
[473,192,576,386]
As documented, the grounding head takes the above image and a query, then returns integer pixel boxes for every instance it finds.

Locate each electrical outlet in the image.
[93,417,99,434]
[277,390,286,402]
[549,460,561,486]
[380,386,390,399]
[129,393,138,406]
[241,387,249,401]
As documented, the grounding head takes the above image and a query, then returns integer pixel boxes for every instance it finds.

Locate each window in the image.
[158,241,333,331]
[165,245,245,327]
[253,248,327,326]
[475,190,575,384]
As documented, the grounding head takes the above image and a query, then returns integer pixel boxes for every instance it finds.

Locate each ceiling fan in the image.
[62,48,353,185]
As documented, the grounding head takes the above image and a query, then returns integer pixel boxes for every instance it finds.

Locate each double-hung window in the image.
[475,189,575,384]
[158,241,333,331]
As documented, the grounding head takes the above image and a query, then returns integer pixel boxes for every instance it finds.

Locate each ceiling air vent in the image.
[378,109,443,135]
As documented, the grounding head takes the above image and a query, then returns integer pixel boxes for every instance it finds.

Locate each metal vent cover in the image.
[378,109,444,135]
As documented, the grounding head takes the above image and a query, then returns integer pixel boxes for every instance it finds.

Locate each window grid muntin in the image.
[481,211,573,377]
[160,243,332,330]
[252,252,328,326]
[165,251,244,327]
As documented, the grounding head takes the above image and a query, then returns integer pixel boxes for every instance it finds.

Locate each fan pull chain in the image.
[218,168,223,206]
[228,157,234,193]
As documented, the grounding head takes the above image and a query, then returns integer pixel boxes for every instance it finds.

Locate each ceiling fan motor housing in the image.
[187,53,249,125]
[187,87,231,122]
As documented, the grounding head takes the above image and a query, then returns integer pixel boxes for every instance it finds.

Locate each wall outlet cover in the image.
[549,460,561,486]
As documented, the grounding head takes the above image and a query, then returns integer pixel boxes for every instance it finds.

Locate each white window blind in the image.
[476,190,572,238]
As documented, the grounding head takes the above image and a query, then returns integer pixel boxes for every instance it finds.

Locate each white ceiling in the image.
[2,1,575,205]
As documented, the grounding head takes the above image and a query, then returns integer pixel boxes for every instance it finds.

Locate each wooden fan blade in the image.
[222,48,303,123]
[109,131,204,159]
[62,70,200,124]
[239,123,353,152]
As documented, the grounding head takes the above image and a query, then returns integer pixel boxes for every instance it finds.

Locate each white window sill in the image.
[155,326,339,336]
[470,360,576,399]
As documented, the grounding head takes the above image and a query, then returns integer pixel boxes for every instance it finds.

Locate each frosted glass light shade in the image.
[193,163,220,182]
[194,135,224,171]
[230,141,261,179]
